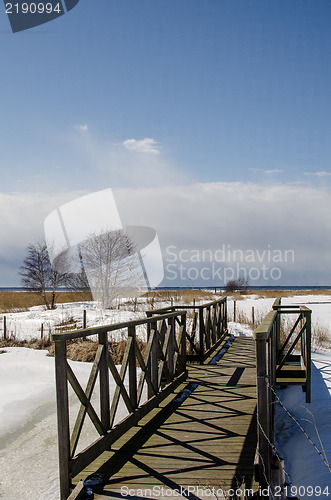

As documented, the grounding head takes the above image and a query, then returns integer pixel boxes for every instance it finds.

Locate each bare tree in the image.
[19,241,70,309]
[225,276,249,293]
[66,265,92,300]
[79,229,144,308]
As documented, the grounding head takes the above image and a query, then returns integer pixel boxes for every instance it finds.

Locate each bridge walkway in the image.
[72,337,259,499]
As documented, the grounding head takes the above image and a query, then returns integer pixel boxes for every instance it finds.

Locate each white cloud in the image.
[71,133,188,188]
[264,169,283,174]
[249,168,283,175]
[304,171,331,177]
[122,138,160,155]
[76,124,88,132]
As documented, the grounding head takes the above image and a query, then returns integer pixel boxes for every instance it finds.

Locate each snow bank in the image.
[0,347,131,500]
[275,351,331,499]
[226,295,331,497]
[0,348,61,499]
[0,348,56,438]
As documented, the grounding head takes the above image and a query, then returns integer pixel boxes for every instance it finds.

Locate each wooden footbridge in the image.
[52,296,312,500]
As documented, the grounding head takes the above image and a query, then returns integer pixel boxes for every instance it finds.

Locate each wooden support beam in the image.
[54,340,71,500]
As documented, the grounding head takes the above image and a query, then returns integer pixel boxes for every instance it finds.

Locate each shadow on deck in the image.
[73,337,258,500]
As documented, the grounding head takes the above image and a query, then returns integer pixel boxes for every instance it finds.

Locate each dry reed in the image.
[0,336,146,364]
[0,290,92,313]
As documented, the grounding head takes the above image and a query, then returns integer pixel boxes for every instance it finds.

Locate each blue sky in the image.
[1,1,331,286]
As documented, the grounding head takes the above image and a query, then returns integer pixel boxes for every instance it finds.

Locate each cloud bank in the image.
[1,182,331,286]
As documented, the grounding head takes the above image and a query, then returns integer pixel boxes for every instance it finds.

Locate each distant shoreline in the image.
[1,285,331,292]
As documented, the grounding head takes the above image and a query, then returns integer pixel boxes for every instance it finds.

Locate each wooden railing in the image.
[253,299,312,489]
[147,296,227,363]
[52,311,187,500]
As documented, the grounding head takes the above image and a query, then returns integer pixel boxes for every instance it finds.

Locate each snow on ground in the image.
[227,293,331,499]
[275,350,331,499]
[0,347,136,500]
[0,348,78,499]
[229,293,331,333]
[0,301,146,342]
[228,321,253,337]
[1,294,331,499]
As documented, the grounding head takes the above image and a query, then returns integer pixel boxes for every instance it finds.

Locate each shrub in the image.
[225,277,249,293]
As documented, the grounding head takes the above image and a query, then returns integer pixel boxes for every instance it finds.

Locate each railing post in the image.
[99,331,110,430]
[219,300,222,336]
[148,319,158,397]
[275,310,280,357]
[205,306,211,350]
[212,304,217,344]
[180,313,186,371]
[256,337,270,488]
[273,298,281,356]
[198,307,204,364]
[168,317,175,379]
[54,340,71,500]
[269,324,276,443]
[128,326,138,409]
[305,309,312,403]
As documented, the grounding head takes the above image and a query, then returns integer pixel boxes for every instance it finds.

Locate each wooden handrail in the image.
[52,310,184,341]
[253,310,277,341]
[53,310,188,499]
[147,296,227,363]
[254,301,312,489]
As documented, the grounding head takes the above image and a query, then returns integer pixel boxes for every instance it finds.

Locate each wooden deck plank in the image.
[73,337,259,499]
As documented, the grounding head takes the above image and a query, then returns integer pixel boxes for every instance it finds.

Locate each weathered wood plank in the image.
[72,338,258,496]
[70,371,188,478]
[70,344,104,457]
[67,363,105,436]
[54,340,71,500]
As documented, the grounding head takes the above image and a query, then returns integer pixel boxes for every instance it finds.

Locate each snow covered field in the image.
[0,301,146,342]
[0,294,331,499]
[0,349,88,499]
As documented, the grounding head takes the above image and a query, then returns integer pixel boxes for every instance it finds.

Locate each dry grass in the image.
[278,316,331,351]
[0,336,147,364]
[0,289,216,313]
[53,316,80,332]
[2,288,330,313]
[0,337,53,351]
[312,323,331,350]
[227,307,265,330]
[0,290,93,313]
[143,289,217,305]
[228,300,331,351]
[226,288,331,300]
